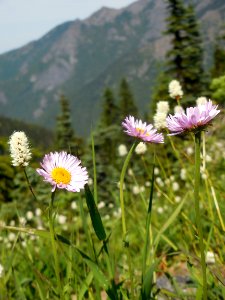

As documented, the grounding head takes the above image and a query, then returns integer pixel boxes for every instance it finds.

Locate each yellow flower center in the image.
[136,127,149,136]
[51,167,71,185]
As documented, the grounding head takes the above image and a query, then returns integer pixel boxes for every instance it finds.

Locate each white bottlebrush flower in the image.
[196,96,207,106]
[8,232,16,242]
[206,251,215,264]
[8,131,32,167]
[174,105,184,114]
[26,211,34,220]
[169,80,183,99]
[180,168,186,180]
[172,182,179,191]
[186,147,194,155]
[153,112,167,130]
[108,203,114,209]
[156,101,170,114]
[71,201,77,210]
[97,201,105,209]
[132,185,140,195]
[0,264,4,278]
[157,207,164,214]
[19,217,26,225]
[128,168,133,176]
[9,220,15,226]
[135,142,147,155]
[35,208,42,217]
[118,144,128,157]
[57,215,67,225]
[206,155,212,162]
[88,178,93,185]
[140,186,145,193]
[145,181,150,187]
[156,177,164,187]
[175,196,181,203]
[154,167,159,175]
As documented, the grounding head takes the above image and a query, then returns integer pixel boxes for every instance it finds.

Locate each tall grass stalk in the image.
[142,149,155,280]
[48,191,63,299]
[119,141,138,240]
[194,131,207,299]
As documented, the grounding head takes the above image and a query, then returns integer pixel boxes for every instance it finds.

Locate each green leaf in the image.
[154,196,186,248]
[78,271,94,300]
[84,259,109,290]
[85,184,106,241]
[141,260,159,300]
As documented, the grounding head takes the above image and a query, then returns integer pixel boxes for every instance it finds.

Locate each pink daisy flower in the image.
[122,116,164,143]
[166,100,220,135]
[37,151,88,192]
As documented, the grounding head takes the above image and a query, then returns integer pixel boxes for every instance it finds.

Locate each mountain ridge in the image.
[0,0,224,136]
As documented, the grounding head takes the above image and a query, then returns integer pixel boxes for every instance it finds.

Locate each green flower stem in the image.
[48,191,63,300]
[194,131,207,299]
[142,149,155,280]
[119,141,138,240]
[23,168,37,201]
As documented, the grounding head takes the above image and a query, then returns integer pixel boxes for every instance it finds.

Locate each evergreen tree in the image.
[211,31,225,78]
[119,78,138,121]
[165,0,205,96]
[100,87,120,127]
[55,94,83,155]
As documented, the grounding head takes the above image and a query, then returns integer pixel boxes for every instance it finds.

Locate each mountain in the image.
[0,0,224,136]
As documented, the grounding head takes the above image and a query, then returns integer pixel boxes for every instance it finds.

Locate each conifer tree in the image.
[165,0,205,96]
[119,78,138,121]
[55,94,83,155]
[100,87,120,127]
[211,32,225,78]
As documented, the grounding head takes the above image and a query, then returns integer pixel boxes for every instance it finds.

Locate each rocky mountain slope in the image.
[0,0,224,136]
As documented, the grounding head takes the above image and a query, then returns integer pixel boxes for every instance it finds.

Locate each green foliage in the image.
[119,78,138,121]
[100,88,120,127]
[210,75,225,105]
[165,0,206,97]
[55,94,84,155]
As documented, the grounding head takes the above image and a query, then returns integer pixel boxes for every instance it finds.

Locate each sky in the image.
[0,0,135,54]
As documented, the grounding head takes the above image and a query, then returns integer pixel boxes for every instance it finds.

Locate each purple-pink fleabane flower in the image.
[166,100,220,135]
[37,151,88,192]
[122,116,164,143]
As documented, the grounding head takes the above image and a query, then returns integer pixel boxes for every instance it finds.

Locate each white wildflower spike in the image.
[135,142,147,155]
[8,131,32,167]
[153,112,167,130]
[118,144,128,157]
[174,105,184,114]
[156,101,170,114]
[196,97,207,106]
[169,80,183,99]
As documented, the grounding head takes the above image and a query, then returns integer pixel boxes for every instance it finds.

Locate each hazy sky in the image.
[0,0,135,54]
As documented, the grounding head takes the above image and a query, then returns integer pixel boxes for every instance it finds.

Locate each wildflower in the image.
[166,100,220,135]
[8,131,31,167]
[57,215,67,225]
[8,233,16,242]
[206,251,215,264]
[88,178,93,185]
[122,116,164,143]
[175,196,181,203]
[0,264,4,278]
[9,220,15,226]
[157,207,164,214]
[156,177,164,187]
[132,185,140,195]
[169,80,183,99]
[128,168,133,176]
[156,101,169,114]
[35,208,42,217]
[180,168,186,180]
[36,151,88,192]
[174,105,184,114]
[172,182,179,191]
[186,147,194,155]
[118,144,128,157]
[98,201,105,209]
[71,201,77,210]
[26,211,34,220]
[135,142,147,155]
[196,97,207,106]
[19,217,26,225]
[108,203,114,209]
[153,112,167,130]
[154,167,159,175]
